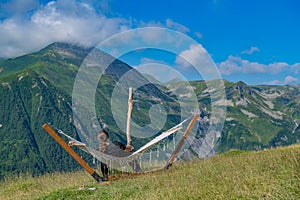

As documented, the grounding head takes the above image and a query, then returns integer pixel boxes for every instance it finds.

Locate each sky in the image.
[0,0,299,85]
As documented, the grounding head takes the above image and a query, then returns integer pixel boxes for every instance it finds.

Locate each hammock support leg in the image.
[165,114,199,170]
[42,124,103,183]
[126,87,133,146]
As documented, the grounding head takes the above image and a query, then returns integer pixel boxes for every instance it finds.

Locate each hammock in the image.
[56,117,190,170]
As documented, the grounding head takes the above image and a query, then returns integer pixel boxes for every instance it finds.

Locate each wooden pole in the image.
[42,124,102,182]
[126,87,133,146]
[164,114,199,169]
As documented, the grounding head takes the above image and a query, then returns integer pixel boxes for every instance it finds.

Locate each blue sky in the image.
[0,0,299,85]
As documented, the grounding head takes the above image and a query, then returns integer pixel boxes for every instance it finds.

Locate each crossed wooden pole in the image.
[42,124,103,183]
[165,114,199,170]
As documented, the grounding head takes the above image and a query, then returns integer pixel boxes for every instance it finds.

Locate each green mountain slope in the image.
[0,70,84,179]
[218,81,300,152]
[0,43,92,94]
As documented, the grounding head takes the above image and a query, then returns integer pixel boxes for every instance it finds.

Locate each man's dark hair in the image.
[101,129,109,138]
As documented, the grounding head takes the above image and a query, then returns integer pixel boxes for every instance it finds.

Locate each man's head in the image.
[98,129,109,142]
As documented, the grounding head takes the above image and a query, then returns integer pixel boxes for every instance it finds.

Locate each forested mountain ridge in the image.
[0,70,81,179]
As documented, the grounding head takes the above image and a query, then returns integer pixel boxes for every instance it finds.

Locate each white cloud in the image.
[284,76,298,84]
[241,46,260,55]
[217,56,242,75]
[140,18,190,34]
[0,1,193,58]
[267,62,289,74]
[266,76,298,85]
[140,58,168,65]
[174,44,221,80]
[0,0,130,58]
[175,44,208,68]
[165,19,190,33]
[291,63,300,74]
[219,56,289,75]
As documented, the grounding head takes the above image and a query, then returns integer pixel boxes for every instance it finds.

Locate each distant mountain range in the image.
[0,42,299,178]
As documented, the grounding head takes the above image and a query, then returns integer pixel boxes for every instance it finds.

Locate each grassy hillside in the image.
[1,143,299,200]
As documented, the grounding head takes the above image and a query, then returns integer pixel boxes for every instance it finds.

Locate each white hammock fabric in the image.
[58,117,190,170]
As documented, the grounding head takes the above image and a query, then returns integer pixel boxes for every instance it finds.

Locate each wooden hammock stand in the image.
[42,88,199,183]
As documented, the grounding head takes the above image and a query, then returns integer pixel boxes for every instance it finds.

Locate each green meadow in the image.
[1,144,299,200]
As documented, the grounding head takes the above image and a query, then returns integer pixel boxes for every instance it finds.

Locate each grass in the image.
[1,144,299,200]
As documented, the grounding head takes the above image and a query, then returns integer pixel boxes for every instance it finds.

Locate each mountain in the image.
[0,42,299,179]
[0,42,182,179]
[0,43,91,95]
[218,81,300,151]
[168,80,300,152]
[0,70,81,178]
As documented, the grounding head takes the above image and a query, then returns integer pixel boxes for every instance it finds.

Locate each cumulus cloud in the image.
[217,56,242,75]
[165,19,190,33]
[0,0,132,58]
[241,46,260,55]
[291,63,300,74]
[139,18,190,34]
[175,44,208,68]
[219,55,289,75]
[139,18,190,37]
[284,76,298,84]
[139,58,169,65]
[0,1,192,58]
[174,44,222,80]
[266,76,299,85]
[219,55,300,85]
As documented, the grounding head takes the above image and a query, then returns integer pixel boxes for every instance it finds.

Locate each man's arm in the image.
[68,140,86,147]
[125,144,134,152]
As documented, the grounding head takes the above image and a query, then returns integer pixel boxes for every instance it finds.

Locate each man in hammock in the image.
[98,129,141,181]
